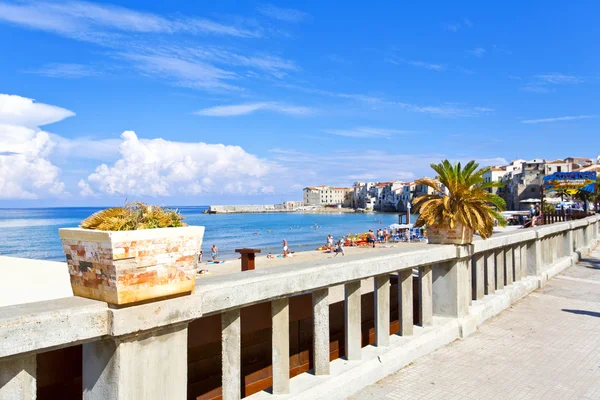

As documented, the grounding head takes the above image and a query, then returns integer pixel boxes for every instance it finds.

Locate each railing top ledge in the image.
[570,218,591,229]
[195,244,456,316]
[0,296,109,359]
[535,220,572,238]
[471,228,537,254]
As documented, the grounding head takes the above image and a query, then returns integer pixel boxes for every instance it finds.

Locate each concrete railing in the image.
[1,215,599,400]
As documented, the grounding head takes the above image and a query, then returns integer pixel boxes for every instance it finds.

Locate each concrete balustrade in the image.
[1,215,599,400]
[418,265,433,326]
[344,281,362,361]
[312,288,330,376]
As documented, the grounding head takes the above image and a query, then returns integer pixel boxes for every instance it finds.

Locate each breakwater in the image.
[207,205,287,213]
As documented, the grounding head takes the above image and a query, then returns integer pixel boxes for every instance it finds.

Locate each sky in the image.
[0,1,599,207]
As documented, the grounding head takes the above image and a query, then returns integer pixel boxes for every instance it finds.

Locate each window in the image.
[557,166,562,172]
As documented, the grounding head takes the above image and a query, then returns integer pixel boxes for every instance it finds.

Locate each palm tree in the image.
[412,160,507,241]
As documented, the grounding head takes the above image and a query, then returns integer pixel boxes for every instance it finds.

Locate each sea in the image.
[0,207,417,261]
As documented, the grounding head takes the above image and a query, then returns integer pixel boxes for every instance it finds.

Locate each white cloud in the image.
[0,94,75,128]
[0,94,72,198]
[387,58,445,71]
[121,53,241,91]
[520,85,553,94]
[25,63,98,78]
[83,131,275,196]
[78,179,96,197]
[467,48,486,57]
[279,84,492,117]
[323,127,411,138]
[534,73,583,85]
[521,115,596,124]
[520,73,583,94]
[257,4,310,23]
[195,102,313,117]
[0,1,261,39]
[443,23,460,32]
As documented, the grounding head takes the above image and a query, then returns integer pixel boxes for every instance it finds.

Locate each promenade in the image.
[353,247,600,400]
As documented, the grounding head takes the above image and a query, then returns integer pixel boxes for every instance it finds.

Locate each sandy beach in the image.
[197,241,428,277]
[196,225,522,278]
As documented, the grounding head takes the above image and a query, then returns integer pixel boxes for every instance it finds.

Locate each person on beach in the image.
[383,228,389,242]
[283,239,290,257]
[211,244,218,261]
[267,252,274,259]
[198,250,203,264]
[335,237,345,256]
[368,230,376,248]
[327,235,334,252]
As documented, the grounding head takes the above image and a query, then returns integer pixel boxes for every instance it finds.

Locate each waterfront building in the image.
[303,186,352,206]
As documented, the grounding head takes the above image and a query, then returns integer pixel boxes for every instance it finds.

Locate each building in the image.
[375,181,405,211]
[502,159,546,210]
[482,167,507,195]
[303,186,352,206]
[545,159,575,175]
[564,157,593,168]
[281,200,304,210]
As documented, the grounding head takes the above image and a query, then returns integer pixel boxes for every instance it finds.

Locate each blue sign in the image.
[543,171,597,194]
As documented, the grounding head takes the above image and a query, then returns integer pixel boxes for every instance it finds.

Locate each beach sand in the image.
[197,241,427,277]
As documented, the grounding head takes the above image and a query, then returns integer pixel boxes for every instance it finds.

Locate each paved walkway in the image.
[352,248,600,400]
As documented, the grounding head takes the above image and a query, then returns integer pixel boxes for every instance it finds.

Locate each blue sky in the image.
[0,1,598,207]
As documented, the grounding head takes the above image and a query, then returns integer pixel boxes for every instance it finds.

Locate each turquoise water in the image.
[0,207,417,261]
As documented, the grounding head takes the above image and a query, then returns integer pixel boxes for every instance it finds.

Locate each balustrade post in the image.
[495,249,505,290]
[527,234,542,276]
[505,247,514,285]
[418,265,433,326]
[312,289,330,376]
[520,243,528,277]
[514,245,522,282]
[432,249,470,318]
[83,324,188,400]
[485,251,495,295]
[344,281,362,360]
[374,275,390,347]
[271,298,290,394]
[222,309,241,400]
[473,253,485,300]
[398,269,413,336]
[0,355,36,400]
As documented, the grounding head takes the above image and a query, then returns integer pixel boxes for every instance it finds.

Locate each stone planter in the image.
[426,223,473,245]
[59,226,204,306]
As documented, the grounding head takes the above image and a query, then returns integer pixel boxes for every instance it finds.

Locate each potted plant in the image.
[59,203,204,306]
[412,160,506,245]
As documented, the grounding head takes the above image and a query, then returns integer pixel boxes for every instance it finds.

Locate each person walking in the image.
[211,244,218,261]
[283,239,290,257]
[335,237,345,257]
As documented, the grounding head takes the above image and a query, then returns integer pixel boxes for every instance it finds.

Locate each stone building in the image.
[502,159,546,211]
[303,186,352,206]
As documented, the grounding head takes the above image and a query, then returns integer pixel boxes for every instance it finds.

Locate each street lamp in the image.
[406,201,412,243]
